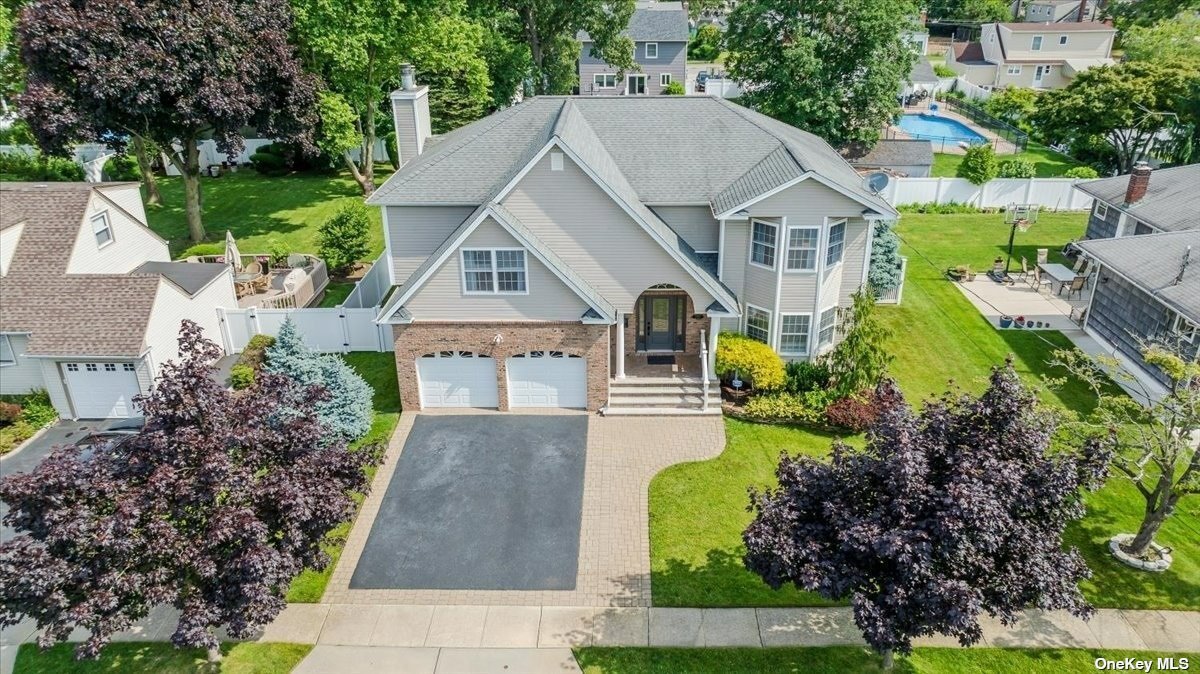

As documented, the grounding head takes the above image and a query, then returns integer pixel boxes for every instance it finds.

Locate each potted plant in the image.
[1014,315,1026,328]
[999,315,1014,328]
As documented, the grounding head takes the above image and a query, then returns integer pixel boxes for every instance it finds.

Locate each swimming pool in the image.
[897,113,987,144]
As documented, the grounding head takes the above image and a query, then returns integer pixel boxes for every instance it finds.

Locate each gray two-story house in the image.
[371,68,897,415]
[578,1,688,96]
[1074,163,1200,387]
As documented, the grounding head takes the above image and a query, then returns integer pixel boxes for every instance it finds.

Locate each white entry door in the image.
[506,351,587,408]
[62,361,141,418]
[1033,65,1046,87]
[416,351,499,408]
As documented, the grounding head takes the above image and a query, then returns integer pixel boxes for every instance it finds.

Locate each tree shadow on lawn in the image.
[651,547,842,608]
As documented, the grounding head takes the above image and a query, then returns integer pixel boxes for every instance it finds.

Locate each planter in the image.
[999,315,1013,328]
[1109,534,1173,572]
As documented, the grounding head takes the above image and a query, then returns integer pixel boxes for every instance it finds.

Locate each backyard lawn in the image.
[932,142,1084,178]
[649,211,1200,610]
[142,169,391,261]
[13,642,311,674]
[574,647,1200,674]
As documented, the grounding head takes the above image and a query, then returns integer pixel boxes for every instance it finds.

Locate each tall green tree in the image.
[473,0,636,95]
[927,0,1011,22]
[470,5,533,110]
[1107,0,1200,28]
[409,15,492,133]
[1122,12,1200,65]
[1033,62,1198,173]
[725,0,919,146]
[16,0,318,243]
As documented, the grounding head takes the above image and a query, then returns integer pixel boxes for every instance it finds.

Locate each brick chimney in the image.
[389,64,431,168]
[1124,162,1152,205]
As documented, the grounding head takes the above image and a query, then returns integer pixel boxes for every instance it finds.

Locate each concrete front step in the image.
[601,405,722,416]
[608,394,721,407]
[608,384,719,396]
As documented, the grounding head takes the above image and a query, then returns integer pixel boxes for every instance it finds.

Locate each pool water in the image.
[897,113,986,144]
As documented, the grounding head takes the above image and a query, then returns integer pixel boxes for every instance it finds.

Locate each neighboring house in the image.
[903,28,930,56]
[1023,0,1097,23]
[947,21,1115,90]
[904,57,942,97]
[371,70,898,414]
[1071,163,1200,387]
[0,182,235,419]
[843,140,934,178]
[578,1,687,96]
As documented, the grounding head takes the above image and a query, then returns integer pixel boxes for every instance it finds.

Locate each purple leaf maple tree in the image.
[743,362,1112,668]
[0,321,380,661]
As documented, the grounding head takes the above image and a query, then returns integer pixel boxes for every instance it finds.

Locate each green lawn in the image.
[285,351,400,603]
[932,143,1084,178]
[574,647,1200,674]
[649,211,1200,610]
[143,169,389,260]
[317,281,356,308]
[14,642,311,674]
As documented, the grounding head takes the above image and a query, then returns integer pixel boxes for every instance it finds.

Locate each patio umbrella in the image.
[224,230,243,272]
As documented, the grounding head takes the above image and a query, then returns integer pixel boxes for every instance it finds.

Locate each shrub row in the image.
[0,152,85,181]
[230,334,277,390]
[0,391,59,454]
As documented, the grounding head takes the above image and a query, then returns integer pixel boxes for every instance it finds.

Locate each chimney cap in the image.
[400,64,416,91]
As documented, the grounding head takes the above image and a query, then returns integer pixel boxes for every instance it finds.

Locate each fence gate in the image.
[218,307,394,353]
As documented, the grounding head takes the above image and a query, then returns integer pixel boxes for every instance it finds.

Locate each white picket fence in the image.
[218,306,393,354]
[882,177,1093,210]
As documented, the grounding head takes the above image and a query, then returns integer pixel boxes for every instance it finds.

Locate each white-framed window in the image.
[1174,314,1198,343]
[593,73,618,89]
[1032,35,1043,51]
[817,307,838,347]
[779,314,811,355]
[461,248,528,294]
[785,227,819,271]
[1095,202,1109,220]
[750,220,778,269]
[551,151,564,171]
[746,305,770,344]
[1007,65,1022,76]
[825,220,846,266]
[660,73,672,86]
[1059,35,1068,45]
[92,212,113,248]
[645,42,658,59]
[0,335,15,366]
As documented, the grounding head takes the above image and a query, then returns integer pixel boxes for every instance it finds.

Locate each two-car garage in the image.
[416,350,586,410]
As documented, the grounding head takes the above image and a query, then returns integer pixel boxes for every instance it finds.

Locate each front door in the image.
[1033,65,1046,87]
[645,296,678,351]
[627,75,646,95]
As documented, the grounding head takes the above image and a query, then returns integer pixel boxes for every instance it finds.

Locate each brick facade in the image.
[392,322,610,412]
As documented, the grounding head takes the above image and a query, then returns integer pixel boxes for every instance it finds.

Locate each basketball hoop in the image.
[1015,219,1032,232]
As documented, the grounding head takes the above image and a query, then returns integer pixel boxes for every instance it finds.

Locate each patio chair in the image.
[242,261,262,276]
[1072,257,1088,273]
[1016,256,1031,282]
[1060,275,1086,300]
[1030,266,1045,293]
[252,273,270,294]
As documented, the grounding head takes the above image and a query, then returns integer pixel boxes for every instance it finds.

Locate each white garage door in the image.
[62,362,141,418]
[416,351,499,408]
[506,351,587,408]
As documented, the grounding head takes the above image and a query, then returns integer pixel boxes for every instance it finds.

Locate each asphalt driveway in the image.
[349,415,588,591]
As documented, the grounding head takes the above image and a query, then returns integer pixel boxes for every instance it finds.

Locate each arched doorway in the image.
[636,285,688,352]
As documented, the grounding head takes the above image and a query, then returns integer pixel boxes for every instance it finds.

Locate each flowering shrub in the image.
[716,333,785,392]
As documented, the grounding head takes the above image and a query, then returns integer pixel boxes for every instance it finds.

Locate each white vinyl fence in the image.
[342,254,391,309]
[882,177,1093,210]
[875,257,908,305]
[218,306,394,354]
[953,76,993,102]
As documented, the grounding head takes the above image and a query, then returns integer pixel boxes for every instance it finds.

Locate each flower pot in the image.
[999,315,1013,328]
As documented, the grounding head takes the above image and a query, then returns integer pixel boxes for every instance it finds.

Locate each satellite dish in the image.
[864,172,890,194]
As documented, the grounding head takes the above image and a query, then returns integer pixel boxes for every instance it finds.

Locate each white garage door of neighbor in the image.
[62,361,141,418]
[416,351,499,408]
[507,351,587,408]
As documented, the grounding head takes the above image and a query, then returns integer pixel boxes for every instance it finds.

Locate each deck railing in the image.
[185,253,329,309]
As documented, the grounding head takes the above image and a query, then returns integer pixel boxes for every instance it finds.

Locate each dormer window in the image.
[645,42,658,59]
[91,212,113,248]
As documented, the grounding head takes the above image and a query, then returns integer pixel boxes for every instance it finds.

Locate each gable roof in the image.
[998,20,1113,32]
[368,96,897,221]
[578,1,688,42]
[0,182,164,357]
[952,42,988,64]
[1078,230,1200,322]
[1074,164,1200,234]
[134,261,228,296]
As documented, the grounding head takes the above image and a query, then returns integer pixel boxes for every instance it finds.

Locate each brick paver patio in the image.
[321,410,726,607]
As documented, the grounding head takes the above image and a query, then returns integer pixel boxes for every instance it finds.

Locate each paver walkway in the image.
[322,411,726,607]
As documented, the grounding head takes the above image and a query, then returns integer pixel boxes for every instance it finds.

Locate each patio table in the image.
[1038,262,1077,293]
[234,271,262,297]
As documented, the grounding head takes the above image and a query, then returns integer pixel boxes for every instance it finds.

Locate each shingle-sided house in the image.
[371,72,898,414]
[0,182,235,419]
[1071,163,1200,386]
[578,1,687,96]
[947,21,1115,90]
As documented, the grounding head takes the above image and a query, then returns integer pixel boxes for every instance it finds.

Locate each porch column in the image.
[615,314,626,379]
[708,316,721,376]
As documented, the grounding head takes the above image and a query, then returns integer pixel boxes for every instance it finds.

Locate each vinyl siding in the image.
[392,98,419,166]
[652,206,719,251]
[0,223,23,276]
[66,192,169,275]
[0,334,46,394]
[405,216,589,321]
[836,219,870,304]
[144,270,236,374]
[579,40,686,96]
[40,359,72,418]
[387,205,478,286]
[721,220,748,297]
[500,151,714,314]
[97,183,150,227]
[1000,27,1114,60]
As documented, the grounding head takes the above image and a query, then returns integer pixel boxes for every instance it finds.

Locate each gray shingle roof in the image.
[908,57,939,85]
[578,1,688,42]
[0,182,162,357]
[1074,164,1200,234]
[845,140,935,170]
[1078,230,1200,321]
[134,262,227,296]
[369,96,897,220]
